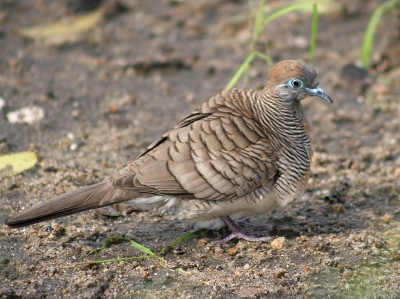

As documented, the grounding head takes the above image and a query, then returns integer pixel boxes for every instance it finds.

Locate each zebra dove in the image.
[5,59,332,243]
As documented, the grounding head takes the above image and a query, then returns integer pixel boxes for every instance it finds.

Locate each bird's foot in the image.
[217,231,270,245]
[218,216,271,245]
[235,217,269,232]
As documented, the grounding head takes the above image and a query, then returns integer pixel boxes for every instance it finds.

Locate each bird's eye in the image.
[288,78,304,88]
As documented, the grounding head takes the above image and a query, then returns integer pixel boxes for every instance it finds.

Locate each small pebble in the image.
[227,247,237,256]
[374,84,389,95]
[72,109,81,117]
[332,205,344,213]
[70,139,85,151]
[380,214,392,223]
[108,105,119,113]
[197,238,207,246]
[271,237,286,250]
[0,97,6,111]
[186,92,195,103]
[299,235,308,242]
[273,269,287,278]
[7,106,45,124]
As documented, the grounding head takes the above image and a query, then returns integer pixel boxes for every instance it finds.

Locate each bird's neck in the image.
[251,91,312,151]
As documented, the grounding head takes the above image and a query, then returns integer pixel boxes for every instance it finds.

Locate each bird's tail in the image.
[4,180,138,228]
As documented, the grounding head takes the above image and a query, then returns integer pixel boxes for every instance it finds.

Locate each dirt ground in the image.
[1,0,400,298]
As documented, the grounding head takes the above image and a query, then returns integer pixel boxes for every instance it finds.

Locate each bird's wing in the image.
[113,89,279,200]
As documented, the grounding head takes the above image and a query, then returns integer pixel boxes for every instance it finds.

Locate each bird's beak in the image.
[305,87,333,104]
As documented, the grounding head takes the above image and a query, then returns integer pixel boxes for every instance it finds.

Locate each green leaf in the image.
[0,151,37,177]
[14,9,104,40]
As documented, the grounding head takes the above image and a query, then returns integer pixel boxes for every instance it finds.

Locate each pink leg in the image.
[218,216,271,245]
[235,217,269,231]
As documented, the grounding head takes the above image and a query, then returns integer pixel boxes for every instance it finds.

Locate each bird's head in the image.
[265,60,332,104]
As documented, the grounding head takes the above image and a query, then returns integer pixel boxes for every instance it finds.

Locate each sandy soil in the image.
[1,0,399,298]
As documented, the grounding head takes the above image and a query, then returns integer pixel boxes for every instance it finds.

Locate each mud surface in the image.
[1,1,400,298]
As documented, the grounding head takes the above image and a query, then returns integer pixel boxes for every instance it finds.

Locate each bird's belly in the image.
[179,187,282,221]
[186,192,280,230]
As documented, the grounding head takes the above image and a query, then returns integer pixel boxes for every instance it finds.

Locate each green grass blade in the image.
[226,1,316,90]
[262,3,314,27]
[361,0,399,68]
[254,51,272,64]
[90,255,153,265]
[87,247,104,256]
[86,236,163,266]
[86,236,155,257]
[86,236,130,256]
[128,239,155,256]
[308,3,318,64]
[158,229,208,256]
[250,0,266,51]
[85,234,194,271]
[226,52,256,89]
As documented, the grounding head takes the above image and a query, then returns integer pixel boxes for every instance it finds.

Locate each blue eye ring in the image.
[288,78,304,89]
